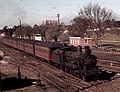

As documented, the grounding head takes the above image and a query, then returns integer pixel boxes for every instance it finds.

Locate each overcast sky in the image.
[0,0,120,29]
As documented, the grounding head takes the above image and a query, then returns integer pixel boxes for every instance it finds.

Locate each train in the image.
[2,37,103,81]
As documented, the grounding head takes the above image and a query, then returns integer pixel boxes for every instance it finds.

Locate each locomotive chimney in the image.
[84,46,91,54]
[77,45,82,54]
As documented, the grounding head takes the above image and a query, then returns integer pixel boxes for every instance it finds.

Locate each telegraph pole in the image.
[57,14,60,28]
[18,18,22,38]
[19,20,22,38]
[54,14,60,42]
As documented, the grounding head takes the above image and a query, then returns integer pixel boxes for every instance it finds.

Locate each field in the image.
[92,33,120,52]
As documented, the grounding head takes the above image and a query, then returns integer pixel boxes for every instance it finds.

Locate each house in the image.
[69,37,92,48]
[35,34,44,41]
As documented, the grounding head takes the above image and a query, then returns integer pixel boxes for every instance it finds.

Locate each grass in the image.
[102,33,120,41]
[92,33,120,46]
[92,33,120,52]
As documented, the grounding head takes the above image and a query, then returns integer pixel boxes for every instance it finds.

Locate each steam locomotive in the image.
[2,37,102,80]
[52,45,102,80]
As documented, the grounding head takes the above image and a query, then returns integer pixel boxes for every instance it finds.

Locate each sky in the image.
[0,0,120,29]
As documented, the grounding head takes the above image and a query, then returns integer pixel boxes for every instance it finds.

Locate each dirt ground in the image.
[1,55,38,92]
[88,75,120,92]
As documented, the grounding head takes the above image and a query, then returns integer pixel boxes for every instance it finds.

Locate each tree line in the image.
[1,3,120,43]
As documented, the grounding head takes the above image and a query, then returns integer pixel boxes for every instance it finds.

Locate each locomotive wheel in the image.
[82,75,87,81]
[81,72,88,81]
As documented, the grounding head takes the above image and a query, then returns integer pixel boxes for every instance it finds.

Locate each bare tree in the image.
[3,26,17,37]
[15,24,33,39]
[79,3,116,45]
[3,26,9,36]
[23,25,33,39]
[14,25,21,38]
[71,17,92,37]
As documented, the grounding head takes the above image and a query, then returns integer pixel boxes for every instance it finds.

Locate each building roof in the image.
[35,41,63,50]
[69,37,92,39]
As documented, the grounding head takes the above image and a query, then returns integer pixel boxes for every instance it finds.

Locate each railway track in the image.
[1,44,120,92]
[0,44,93,92]
[92,50,120,72]
[98,59,120,73]
[4,51,74,92]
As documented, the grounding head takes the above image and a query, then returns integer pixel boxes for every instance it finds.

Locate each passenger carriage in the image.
[2,37,9,46]
[24,39,36,55]
[12,38,18,49]
[35,41,63,62]
[16,39,25,51]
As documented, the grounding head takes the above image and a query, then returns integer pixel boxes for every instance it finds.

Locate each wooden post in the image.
[17,66,21,79]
